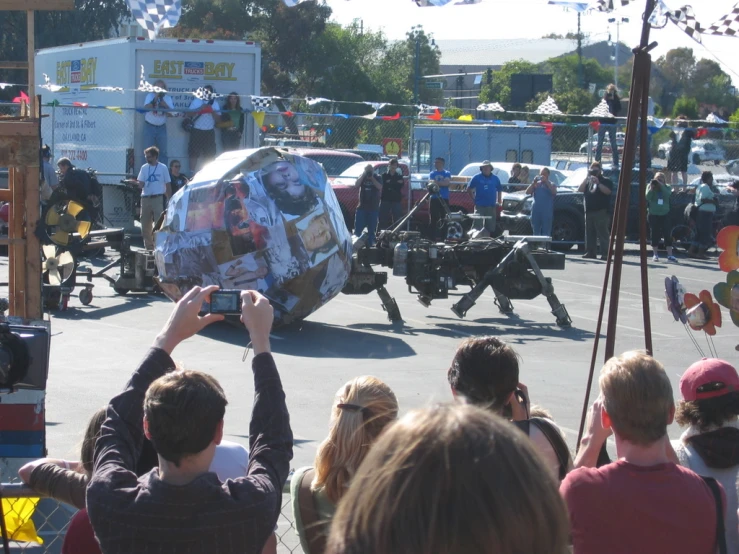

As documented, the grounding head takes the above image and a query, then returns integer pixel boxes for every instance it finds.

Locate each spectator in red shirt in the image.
[561,351,723,554]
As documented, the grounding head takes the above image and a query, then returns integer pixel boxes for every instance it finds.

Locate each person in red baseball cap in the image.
[673,357,739,552]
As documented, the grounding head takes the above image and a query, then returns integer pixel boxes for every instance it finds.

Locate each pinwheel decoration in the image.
[665,276,687,324]
[713,270,739,327]
[683,290,721,336]
[716,225,739,273]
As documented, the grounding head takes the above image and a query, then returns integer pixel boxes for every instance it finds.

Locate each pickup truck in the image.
[332,161,475,232]
[500,167,735,250]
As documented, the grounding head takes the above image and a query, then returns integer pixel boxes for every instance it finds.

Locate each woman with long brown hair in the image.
[290,376,398,554]
[326,403,571,554]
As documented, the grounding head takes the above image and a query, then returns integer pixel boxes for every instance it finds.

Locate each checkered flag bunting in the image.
[591,0,630,12]
[305,97,330,106]
[251,96,273,110]
[127,0,181,40]
[706,2,739,37]
[138,66,167,93]
[668,5,704,43]
[535,96,563,115]
[477,102,506,112]
[193,87,214,101]
[40,74,62,93]
[588,99,614,118]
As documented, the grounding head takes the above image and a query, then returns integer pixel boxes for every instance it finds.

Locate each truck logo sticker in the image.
[55,58,98,92]
[150,60,236,81]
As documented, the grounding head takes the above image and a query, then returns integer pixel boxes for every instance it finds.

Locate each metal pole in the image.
[614,21,619,89]
[577,12,584,88]
[414,36,421,105]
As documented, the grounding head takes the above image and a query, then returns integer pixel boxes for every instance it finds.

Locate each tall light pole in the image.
[608,16,629,89]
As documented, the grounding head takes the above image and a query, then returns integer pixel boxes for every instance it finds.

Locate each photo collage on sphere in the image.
[154,149,353,321]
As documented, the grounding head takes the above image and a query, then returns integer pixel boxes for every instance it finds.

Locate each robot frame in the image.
[342,182,572,327]
[38,181,156,311]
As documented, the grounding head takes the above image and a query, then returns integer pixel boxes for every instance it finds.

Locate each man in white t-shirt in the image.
[136,146,172,250]
[142,80,173,166]
[187,85,221,173]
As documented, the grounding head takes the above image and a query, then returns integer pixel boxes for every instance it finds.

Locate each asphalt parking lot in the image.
[5,246,728,468]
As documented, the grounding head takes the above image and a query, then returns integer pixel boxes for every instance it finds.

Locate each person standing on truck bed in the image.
[142,80,173,167]
[595,84,622,170]
[136,146,171,251]
[187,85,221,174]
[429,157,452,240]
[466,160,502,237]
[578,161,613,260]
[378,158,404,231]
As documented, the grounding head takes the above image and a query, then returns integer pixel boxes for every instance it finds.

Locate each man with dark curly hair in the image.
[672,358,739,552]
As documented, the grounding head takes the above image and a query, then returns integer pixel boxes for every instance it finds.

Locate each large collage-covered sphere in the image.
[154,147,353,326]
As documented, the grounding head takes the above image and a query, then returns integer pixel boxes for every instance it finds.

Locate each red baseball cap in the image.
[680,358,739,401]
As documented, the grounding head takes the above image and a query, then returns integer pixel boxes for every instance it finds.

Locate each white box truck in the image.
[36,37,261,182]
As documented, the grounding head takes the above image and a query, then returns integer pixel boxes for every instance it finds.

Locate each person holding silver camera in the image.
[86,286,292,554]
[578,162,613,260]
[646,171,676,262]
[142,80,173,166]
[526,167,557,238]
[354,164,382,246]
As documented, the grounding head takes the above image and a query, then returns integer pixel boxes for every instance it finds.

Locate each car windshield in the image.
[302,154,361,177]
[458,164,480,177]
[340,162,375,178]
[560,167,589,189]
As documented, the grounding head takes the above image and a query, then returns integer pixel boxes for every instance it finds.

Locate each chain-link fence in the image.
[0,476,303,553]
[5,100,731,188]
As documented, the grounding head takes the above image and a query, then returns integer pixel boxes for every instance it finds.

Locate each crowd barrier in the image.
[0,476,302,553]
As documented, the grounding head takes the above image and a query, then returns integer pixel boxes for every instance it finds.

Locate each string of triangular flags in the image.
[649,1,739,43]
[126,0,181,40]
[284,0,630,8]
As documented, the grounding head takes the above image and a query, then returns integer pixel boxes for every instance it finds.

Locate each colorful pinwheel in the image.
[713,270,739,327]
[716,225,739,273]
[683,290,722,336]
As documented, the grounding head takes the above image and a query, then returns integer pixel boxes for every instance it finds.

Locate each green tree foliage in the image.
[672,96,699,119]
[479,60,538,107]
[0,0,131,94]
[540,55,611,94]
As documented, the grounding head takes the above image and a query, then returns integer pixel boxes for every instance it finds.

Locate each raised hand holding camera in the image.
[154,286,225,355]
[241,290,273,355]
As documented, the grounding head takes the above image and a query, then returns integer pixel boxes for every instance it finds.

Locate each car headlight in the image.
[502,199,520,212]
[522,197,534,214]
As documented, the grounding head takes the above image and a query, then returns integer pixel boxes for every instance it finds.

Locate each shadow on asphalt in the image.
[199,320,416,359]
[50,292,169,320]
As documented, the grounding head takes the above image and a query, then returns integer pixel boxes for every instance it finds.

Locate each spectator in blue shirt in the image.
[466,160,502,236]
[429,157,452,240]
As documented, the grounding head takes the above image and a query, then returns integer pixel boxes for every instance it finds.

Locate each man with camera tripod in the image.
[87,286,293,554]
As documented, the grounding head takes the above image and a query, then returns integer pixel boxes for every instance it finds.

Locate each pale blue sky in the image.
[326,0,739,83]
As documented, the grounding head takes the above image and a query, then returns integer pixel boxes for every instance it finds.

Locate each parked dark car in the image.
[339,149,383,161]
[500,167,734,250]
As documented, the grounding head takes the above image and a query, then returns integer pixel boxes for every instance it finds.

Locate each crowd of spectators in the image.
[17,286,739,554]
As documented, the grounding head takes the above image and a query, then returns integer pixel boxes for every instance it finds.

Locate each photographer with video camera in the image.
[354,164,382,246]
[578,161,613,260]
[142,80,173,165]
[447,336,572,481]
[86,286,293,554]
[56,157,92,205]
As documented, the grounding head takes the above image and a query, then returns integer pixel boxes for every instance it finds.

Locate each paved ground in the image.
[7,244,728,469]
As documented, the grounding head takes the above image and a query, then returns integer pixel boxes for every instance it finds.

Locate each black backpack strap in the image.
[701,476,727,554]
[529,417,573,481]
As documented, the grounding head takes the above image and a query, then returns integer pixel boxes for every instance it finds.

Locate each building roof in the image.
[436,39,579,68]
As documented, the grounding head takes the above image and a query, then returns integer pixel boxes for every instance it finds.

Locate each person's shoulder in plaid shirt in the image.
[86,287,293,554]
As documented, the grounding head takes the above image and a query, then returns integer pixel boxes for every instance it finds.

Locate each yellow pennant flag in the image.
[2,497,43,544]
[106,106,123,115]
[458,114,473,121]
[251,111,266,128]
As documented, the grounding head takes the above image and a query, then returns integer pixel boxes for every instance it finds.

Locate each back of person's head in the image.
[313,376,398,504]
[144,370,227,466]
[599,351,674,445]
[80,407,107,476]
[701,171,713,184]
[41,145,51,160]
[326,403,570,554]
[448,336,519,413]
[676,358,739,432]
[57,157,72,170]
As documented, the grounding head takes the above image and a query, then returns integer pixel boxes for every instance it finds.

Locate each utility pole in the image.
[609,17,629,89]
[414,32,421,105]
[577,12,584,88]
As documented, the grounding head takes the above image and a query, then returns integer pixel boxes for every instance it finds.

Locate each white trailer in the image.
[36,37,261,182]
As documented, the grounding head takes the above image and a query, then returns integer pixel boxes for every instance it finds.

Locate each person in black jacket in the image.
[595,84,622,170]
[378,158,405,230]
